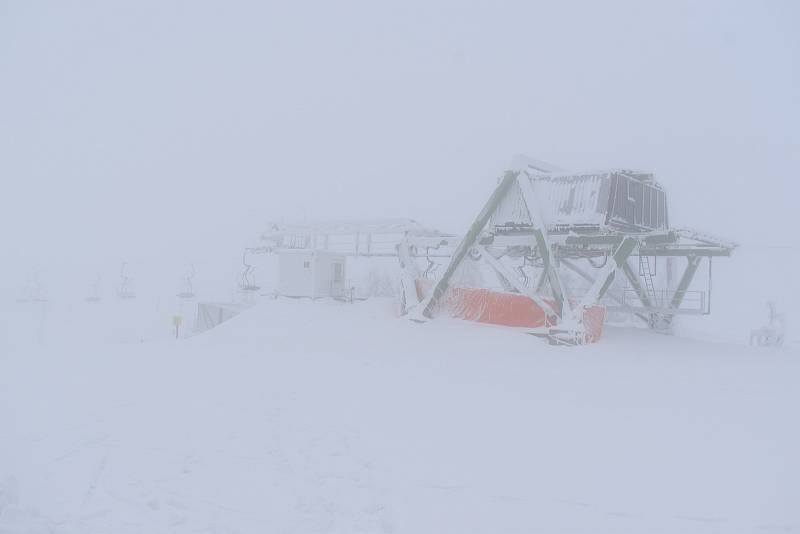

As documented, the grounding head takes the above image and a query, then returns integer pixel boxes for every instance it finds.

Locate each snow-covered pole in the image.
[397,237,421,315]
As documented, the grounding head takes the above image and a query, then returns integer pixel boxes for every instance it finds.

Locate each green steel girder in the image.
[670,256,702,310]
[418,171,519,319]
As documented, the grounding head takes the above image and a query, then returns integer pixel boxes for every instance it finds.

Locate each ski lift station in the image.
[248,156,735,345]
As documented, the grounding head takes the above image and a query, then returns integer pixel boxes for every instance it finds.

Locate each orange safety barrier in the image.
[415,279,605,343]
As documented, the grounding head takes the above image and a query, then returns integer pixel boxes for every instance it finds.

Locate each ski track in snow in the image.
[1,297,799,533]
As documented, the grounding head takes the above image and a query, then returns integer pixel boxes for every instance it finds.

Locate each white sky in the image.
[1,0,798,293]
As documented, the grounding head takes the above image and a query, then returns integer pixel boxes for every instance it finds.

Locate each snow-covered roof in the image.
[508,154,566,175]
[262,218,448,238]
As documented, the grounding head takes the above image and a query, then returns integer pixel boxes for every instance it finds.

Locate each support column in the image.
[621,259,653,307]
[621,258,672,331]
[648,255,702,333]
[397,239,421,315]
[670,256,702,310]
[534,266,549,293]
[516,175,569,318]
[567,237,637,326]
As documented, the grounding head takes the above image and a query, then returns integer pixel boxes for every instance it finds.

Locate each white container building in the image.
[277,249,347,298]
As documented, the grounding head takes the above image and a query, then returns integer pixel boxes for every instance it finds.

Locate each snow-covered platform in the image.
[1,298,798,533]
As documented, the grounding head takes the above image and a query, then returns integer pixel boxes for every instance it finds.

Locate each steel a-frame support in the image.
[559,237,637,334]
[408,170,640,344]
[529,237,637,345]
[619,254,703,331]
[477,245,557,320]
[621,259,654,309]
[649,255,703,333]
[561,257,650,325]
[515,174,570,318]
[621,257,665,329]
[413,171,519,320]
[413,171,571,325]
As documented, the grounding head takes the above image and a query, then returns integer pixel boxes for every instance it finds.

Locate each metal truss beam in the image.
[561,258,650,325]
[564,235,625,246]
[637,247,731,257]
[417,171,519,319]
[670,256,702,310]
[568,237,637,325]
[621,259,654,308]
[477,245,557,319]
[516,175,570,318]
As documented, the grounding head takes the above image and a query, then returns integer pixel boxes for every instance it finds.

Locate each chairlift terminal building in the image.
[277,249,346,298]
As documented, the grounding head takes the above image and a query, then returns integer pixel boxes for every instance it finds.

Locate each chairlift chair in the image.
[18,274,48,303]
[238,250,260,292]
[177,264,196,299]
[85,274,101,302]
[116,262,136,299]
[422,248,442,280]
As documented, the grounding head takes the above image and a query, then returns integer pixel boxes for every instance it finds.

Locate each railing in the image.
[329,279,355,302]
[602,288,708,315]
[561,287,708,315]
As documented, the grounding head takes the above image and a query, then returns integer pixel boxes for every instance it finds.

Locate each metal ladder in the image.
[639,255,659,306]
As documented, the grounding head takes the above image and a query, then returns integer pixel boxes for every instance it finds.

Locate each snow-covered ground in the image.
[1,296,798,533]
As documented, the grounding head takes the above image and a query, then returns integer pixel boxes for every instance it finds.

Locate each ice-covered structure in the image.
[403,156,736,343]
[493,170,668,233]
[254,156,736,344]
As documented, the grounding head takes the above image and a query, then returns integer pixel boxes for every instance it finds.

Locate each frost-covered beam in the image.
[564,234,625,247]
[621,259,654,308]
[477,246,557,319]
[534,266,549,292]
[637,247,731,257]
[673,227,738,249]
[262,218,446,238]
[516,174,570,318]
[670,256,702,310]
[561,258,650,324]
[569,237,637,321]
[416,171,519,320]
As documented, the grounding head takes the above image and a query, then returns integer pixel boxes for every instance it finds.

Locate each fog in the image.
[2,3,800,532]
[2,1,798,296]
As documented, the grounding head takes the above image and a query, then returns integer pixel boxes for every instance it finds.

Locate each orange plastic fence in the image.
[415,279,605,343]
